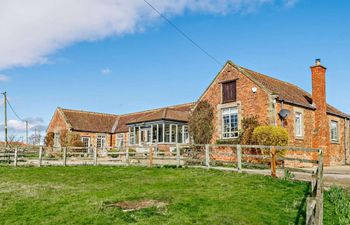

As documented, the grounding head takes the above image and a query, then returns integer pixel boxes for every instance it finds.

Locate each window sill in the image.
[295,136,304,141]
[331,141,340,145]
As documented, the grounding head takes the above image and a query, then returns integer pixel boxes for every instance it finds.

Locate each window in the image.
[331,121,339,142]
[97,135,106,148]
[116,134,124,148]
[222,107,239,139]
[222,81,237,103]
[295,112,303,137]
[171,125,177,143]
[129,127,135,145]
[158,124,163,143]
[82,137,91,148]
[165,124,170,143]
[177,125,183,143]
[183,126,190,143]
[54,132,60,147]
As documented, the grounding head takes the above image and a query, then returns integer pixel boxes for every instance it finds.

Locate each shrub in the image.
[252,125,289,157]
[238,116,260,145]
[325,187,350,225]
[44,132,55,147]
[188,101,214,144]
[252,125,289,146]
[60,130,84,147]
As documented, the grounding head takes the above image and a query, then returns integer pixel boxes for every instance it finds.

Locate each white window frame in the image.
[295,112,303,138]
[116,133,124,148]
[330,121,339,142]
[81,137,91,148]
[97,135,106,148]
[221,107,239,139]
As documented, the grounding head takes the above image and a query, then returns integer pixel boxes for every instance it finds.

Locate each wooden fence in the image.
[0,144,324,225]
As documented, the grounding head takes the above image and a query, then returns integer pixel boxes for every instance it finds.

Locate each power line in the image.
[6,97,25,122]
[143,0,223,67]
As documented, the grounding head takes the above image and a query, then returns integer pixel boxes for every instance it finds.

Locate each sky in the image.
[0,0,349,141]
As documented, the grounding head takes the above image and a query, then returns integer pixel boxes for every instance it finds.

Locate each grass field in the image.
[0,166,347,225]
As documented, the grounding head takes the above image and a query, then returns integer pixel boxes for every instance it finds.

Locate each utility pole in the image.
[25,121,29,145]
[2,92,8,147]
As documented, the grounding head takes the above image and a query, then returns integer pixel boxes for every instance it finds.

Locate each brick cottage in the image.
[47,60,350,166]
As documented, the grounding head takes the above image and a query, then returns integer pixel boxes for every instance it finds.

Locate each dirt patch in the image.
[105,200,167,212]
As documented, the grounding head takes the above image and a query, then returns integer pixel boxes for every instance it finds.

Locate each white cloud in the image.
[0,117,46,132]
[101,68,112,75]
[283,0,298,7]
[0,74,9,82]
[0,0,295,69]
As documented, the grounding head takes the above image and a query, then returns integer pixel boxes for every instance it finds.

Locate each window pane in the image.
[152,125,157,143]
[295,113,302,137]
[222,107,239,139]
[178,125,183,143]
[158,124,163,143]
[165,124,170,143]
[331,121,338,141]
[171,125,176,143]
[184,126,189,143]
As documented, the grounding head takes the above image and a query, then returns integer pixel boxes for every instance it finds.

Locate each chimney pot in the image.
[315,59,321,66]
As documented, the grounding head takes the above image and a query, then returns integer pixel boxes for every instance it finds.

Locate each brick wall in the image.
[200,63,271,144]
[47,110,69,133]
[328,115,347,165]
[73,131,113,148]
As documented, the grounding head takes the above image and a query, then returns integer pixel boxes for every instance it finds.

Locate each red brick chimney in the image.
[311,59,330,165]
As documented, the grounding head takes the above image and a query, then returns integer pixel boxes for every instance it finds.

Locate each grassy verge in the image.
[0,166,346,224]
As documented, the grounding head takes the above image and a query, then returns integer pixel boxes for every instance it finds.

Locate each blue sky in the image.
[0,0,349,140]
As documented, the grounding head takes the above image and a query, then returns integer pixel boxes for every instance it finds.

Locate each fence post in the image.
[205,144,210,168]
[176,144,180,168]
[39,146,43,167]
[315,148,324,225]
[93,147,97,166]
[149,145,153,167]
[14,148,18,167]
[126,148,130,166]
[271,146,277,177]
[237,145,242,173]
[63,147,67,167]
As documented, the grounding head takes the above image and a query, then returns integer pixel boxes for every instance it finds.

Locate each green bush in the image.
[188,101,214,144]
[252,125,289,157]
[239,116,261,145]
[325,187,350,225]
[252,125,289,146]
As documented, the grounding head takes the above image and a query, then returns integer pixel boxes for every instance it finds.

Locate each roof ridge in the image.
[241,67,312,97]
[119,102,195,117]
[59,107,119,117]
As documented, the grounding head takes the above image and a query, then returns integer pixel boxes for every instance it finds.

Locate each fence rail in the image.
[0,144,323,225]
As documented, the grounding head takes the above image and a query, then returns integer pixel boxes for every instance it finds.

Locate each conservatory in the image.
[128,122,190,145]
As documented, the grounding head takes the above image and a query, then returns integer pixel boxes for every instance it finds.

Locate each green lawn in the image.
[0,166,345,225]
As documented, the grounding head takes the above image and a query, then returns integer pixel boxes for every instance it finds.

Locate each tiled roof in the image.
[126,108,190,125]
[58,103,194,134]
[232,62,348,118]
[59,108,119,133]
[115,103,194,132]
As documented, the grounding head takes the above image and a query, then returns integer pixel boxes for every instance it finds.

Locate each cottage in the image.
[47,59,350,166]
[47,103,194,152]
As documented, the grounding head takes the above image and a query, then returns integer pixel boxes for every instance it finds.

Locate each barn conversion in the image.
[47,60,350,166]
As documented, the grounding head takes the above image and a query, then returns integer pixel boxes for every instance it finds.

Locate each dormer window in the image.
[222,80,237,103]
